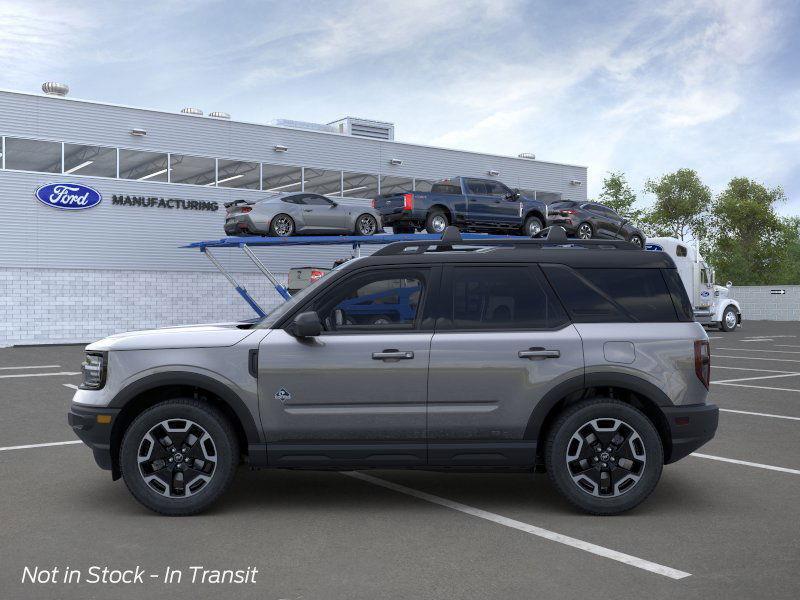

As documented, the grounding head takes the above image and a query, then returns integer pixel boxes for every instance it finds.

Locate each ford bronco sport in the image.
[68,228,718,516]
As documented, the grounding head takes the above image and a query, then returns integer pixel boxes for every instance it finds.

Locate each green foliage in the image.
[598,171,642,223]
[641,169,711,241]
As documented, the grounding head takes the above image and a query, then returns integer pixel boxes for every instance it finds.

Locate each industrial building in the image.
[0,85,588,345]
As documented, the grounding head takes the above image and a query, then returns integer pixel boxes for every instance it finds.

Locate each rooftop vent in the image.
[518,152,536,160]
[180,107,203,116]
[269,119,337,134]
[42,82,69,97]
[209,111,230,119]
[329,117,395,141]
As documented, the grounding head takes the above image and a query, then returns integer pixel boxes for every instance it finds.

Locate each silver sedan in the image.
[224,192,383,237]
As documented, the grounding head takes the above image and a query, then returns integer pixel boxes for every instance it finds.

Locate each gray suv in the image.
[68,230,718,516]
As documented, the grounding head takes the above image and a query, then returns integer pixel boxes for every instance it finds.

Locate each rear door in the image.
[427,264,584,467]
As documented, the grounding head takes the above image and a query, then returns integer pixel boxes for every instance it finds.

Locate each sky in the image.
[1,0,799,214]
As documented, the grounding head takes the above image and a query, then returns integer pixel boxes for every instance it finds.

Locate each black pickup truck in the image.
[372,177,548,235]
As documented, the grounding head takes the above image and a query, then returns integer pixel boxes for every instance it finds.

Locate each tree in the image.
[705,177,792,285]
[598,171,642,224]
[642,169,711,241]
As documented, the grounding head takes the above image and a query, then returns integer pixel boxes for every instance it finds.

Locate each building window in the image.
[119,149,169,182]
[304,168,342,196]
[170,154,216,186]
[217,159,260,189]
[63,144,117,177]
[342,172,379,198]
[262,163,302,193]
[379,175,413,195]
[4,138,61,173]
[414,178,436,192]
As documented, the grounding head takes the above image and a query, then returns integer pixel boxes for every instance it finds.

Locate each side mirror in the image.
[290,311,322,338]
[726,281,732,289]
[329,201,338,208]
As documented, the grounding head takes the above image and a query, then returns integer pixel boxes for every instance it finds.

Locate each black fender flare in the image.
[109,371,262,444]
[523,372,673,441]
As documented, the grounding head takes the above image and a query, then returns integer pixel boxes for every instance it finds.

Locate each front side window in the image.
[4,138,61,173]
[308,270,427,332]
[465,179,489,195]
[444,266,567,330]
[484,181,511,197]
[303,194,335,206]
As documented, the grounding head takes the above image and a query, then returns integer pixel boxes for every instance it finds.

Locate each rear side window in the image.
[442,266,568,330]
[576,269,678,322]
[662,269,694,321]
[431,180,462,194]
[541,265,629,322]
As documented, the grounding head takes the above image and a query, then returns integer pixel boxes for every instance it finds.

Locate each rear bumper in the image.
[545,217,577,233]
[67,403,121,472]
[662,403,719,463]
[224,215,270,236]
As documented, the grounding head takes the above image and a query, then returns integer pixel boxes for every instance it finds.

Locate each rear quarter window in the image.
[662,268,694,321]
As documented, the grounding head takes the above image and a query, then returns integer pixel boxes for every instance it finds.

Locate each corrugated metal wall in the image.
[0,90,587,274]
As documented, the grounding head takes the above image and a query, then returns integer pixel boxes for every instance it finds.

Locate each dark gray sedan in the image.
[224,192,383,237]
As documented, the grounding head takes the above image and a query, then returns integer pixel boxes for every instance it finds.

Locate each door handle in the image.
[518,347,560,360]
[303,208,313,212]
[372,349,414,360]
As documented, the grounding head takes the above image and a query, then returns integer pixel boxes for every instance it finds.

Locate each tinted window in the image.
[430,180,462,194]
[662,269,694,321]
[304,194,334,206]
[444,266,568,330]
[281,195,305,205]
[577,268,678,322]
[465,179,489,195]
[310,270,427,332]
[484,181,511,197]
[550,201,577,210]
[541,265,628,322]
[676,245,688,257]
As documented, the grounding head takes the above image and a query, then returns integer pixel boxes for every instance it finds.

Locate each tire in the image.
[577,222,593,240]
[522,215,544,237]
[425,209,449,234]
[354,213,379,236]
[269,214,294,237]
[628,234,644,247]
[120,399,239,516]
[720,306,738,332]
[545,399,663,515]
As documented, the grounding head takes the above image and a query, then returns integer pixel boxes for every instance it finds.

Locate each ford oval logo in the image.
[35,183,102,210]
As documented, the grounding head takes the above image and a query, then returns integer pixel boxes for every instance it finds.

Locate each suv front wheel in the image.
[120,399,239,516]
[545,399,663,515]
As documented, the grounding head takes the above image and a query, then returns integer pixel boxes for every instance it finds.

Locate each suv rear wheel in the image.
[120,399,239,516]
[545,399,663,515]
[577,222,593,239]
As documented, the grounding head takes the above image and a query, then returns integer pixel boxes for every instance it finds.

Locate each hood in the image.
[714,285,730,298]
[86,322,258,351]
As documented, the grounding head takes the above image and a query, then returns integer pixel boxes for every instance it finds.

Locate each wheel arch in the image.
[108,372,261,480]
[427,204,453,222]
[524,209,546,225]
[526,373,674,465]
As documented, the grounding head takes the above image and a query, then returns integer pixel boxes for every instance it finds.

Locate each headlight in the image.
[80,352,106,390]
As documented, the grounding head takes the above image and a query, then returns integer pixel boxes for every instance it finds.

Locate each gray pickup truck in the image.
[69,229,718,516]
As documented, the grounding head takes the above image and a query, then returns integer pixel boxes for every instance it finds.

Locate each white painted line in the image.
[713,382,800,393]
[691,453,800,475]
[713,365,797,373]
[63,383,78,390]
[0,371,81,379]
[712,372,800,384]
[716,347,800,354]
[720,408,800,421]
[345,471,691,580]
[0,440,82,453]
[0,364,61,371]
[714,355,800,364]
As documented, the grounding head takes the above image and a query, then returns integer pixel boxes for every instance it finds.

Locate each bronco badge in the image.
[274,388,292,402]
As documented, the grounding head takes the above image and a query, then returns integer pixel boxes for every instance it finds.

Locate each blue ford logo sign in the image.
[645,243,663,252]
[701,290,710,297]
[35,183,102,210]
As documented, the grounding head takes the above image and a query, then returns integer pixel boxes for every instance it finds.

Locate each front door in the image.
[258,266,438,467]
[427,264,584,467]
[300,194,349,232]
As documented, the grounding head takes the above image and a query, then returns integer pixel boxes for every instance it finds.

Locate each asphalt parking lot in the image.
[1,321,799,600]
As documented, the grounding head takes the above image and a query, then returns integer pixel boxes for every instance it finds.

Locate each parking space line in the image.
[691,453,800,475]
[713,373,800,384]
[345,471,691,580]
[715,348,800,354]
[0,441,81,453]
[713,382,800,393]
[714,355,800,364]
[63,383,78,390]
[0,371,80,379]
[0,364,61,370]
[713,366,797,374]
[720,408,800,421]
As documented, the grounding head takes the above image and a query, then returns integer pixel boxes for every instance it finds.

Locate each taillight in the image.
[371,198,376,209]
[241,207,252,213]
[310,269,324,283]
[561,209,577,215]
[694,340,710,389]
[403,193,414,211]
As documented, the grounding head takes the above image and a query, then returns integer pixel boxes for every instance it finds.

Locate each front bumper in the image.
[662,403,719,463]
[67,403,121,472]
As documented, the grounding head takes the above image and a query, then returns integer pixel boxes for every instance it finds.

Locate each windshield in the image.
[255,257,365,328]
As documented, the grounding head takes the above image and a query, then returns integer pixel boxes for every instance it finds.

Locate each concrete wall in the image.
[730,286,800,322]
